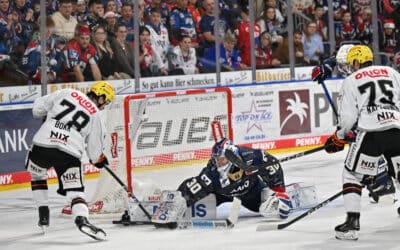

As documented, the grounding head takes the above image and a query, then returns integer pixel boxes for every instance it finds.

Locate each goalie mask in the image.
[212,138,243,181]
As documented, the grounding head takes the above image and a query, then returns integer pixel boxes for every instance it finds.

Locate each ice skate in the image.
[38,206,49,233]
[75,216,107,241]
[335,212,360,240]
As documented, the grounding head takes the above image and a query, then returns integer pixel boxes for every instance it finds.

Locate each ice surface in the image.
[1,149,400,250]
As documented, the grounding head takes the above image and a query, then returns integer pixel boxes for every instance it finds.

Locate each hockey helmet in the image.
[212,138,243,181]
[211,138,239,159]
[336,44,354,76]
[346,45,373,66]
[90,81,115,103]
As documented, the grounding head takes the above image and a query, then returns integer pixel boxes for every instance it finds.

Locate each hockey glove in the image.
[259,191,292,219]
[276,192,292,219]
[92,154,108,169]
[324,132,346,153]
[365,171,395,203]
[311,63,332,82]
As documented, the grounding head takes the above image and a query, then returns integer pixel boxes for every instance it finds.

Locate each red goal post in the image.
[67,87,233,214]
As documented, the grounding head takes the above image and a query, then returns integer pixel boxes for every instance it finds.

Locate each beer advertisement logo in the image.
[279,90,310,135]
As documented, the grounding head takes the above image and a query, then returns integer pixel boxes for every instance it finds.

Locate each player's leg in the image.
[336,131,381,240]
[381,129,400,213]
[26,145,52,229]
[335,168,363,240]
[54,152,106,240]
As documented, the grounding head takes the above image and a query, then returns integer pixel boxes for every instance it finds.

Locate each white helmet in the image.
[336,44,354,76]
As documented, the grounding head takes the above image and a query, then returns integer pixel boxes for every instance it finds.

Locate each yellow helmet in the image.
[346,45,373,66]
[90,81,115,103]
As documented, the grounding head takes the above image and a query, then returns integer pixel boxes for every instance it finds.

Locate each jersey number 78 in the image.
[54,99,90,132]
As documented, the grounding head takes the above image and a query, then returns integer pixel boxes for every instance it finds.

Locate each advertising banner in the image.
[231,79,343,149]
[0,106,41,185]
[0,68,314,104]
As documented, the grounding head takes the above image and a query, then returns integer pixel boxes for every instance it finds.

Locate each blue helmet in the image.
[211,138,239,159]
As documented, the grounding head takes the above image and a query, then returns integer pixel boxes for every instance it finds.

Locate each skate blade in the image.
[79,225,107,241]
[39,225,48,234]
[335,230,358,241]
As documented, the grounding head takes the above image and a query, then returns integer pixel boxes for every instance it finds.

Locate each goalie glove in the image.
[259,191,292,220]
[324,132,346,153]
[91,154,108,169]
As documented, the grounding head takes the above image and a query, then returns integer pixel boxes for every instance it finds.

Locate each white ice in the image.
[1,149,400,250]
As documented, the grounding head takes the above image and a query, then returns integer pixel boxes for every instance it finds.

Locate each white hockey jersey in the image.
[337,65,400,139]
[146,23,170,67]
[31,89,106,162]
[170,45,197,75]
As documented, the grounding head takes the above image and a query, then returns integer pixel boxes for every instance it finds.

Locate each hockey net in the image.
[63,88,232,214]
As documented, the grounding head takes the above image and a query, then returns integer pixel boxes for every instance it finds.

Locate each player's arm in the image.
[177,159,215,206]
[256,150,286,191]
[32,90,60,118]
[86,114,108,168]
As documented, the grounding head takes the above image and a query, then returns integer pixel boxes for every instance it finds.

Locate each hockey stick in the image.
[225,145,325,172]
[318,79,339,120]
[256,190,343,231]
[103,164,153,220]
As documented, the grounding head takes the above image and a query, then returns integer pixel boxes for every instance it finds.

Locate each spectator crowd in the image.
[0,0,399,84]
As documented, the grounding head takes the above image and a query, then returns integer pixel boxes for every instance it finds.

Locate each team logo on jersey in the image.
[279,90,310,135]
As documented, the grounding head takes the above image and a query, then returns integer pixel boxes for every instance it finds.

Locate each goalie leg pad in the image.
[128,199,159,222]
[151,191,187,225]
[285,182,318,210]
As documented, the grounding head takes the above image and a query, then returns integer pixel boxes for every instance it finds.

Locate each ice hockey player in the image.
[151,138,317,228]
[322,45,400,240]
[26,81,115,240]
[312,44,396,203]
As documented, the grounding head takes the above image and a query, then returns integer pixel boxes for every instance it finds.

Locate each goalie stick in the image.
[225,146,325,172]
[112,197,242,230]
[256,190,343,231]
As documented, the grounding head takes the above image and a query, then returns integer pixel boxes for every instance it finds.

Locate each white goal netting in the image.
[64,88,233,214]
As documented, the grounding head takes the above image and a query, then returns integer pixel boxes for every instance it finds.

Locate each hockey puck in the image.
[397,207,400,215]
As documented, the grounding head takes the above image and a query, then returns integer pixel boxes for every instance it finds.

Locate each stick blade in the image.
[256,224,279,231]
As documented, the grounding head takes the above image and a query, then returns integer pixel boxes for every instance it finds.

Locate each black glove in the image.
[92,154,108,169]
[311,63,332,82]
[324,132,346,153]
